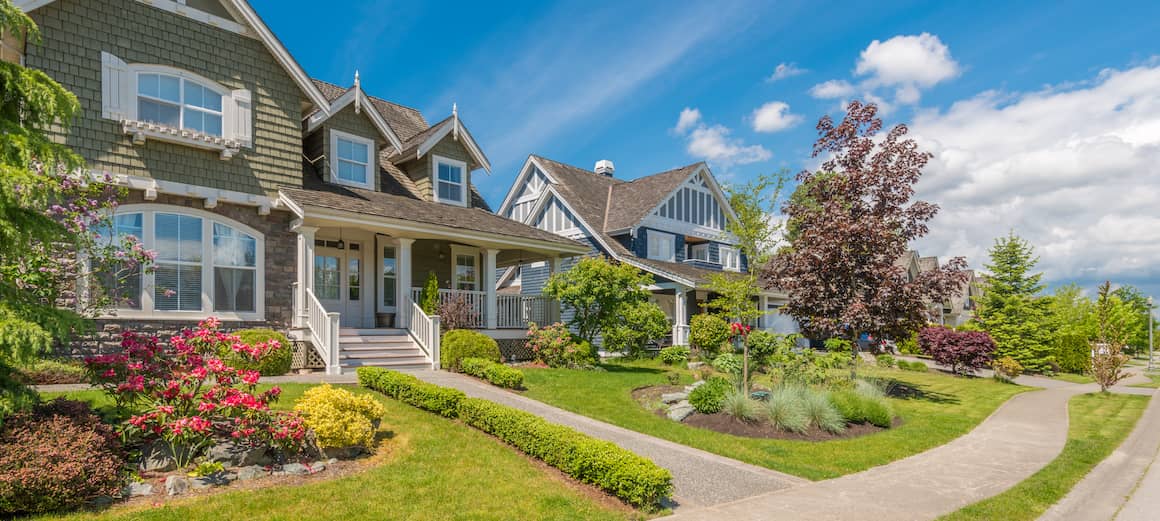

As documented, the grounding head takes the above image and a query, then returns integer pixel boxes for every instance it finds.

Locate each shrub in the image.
[217,328,292,376]
[0,399,124,515]
[665,371,681,385]
[602,301,669,358]
[293,384,386,449]
[1054,332,1090,375]
[659,346,690,365]
[992,356,1024,383]
[721,389,762,422]
[690,314,730,353]
[525,323,594,368]
[459,357,524,389]
[457,397,672,508]
[745,330,788,366]
[919,326,996,376]
[419,271,440,315]
[824,338,852,353]
[436,294,479,331]
[14,358,86,384]
[898,331,921,355]
[830,381,894,428]
[899,360,928,372]
[711,352,742,375]
[357,367,464,417]
[876,354,896,369]
[796,387,846,434]
[688,376,732,414]
[764,388,809,433]
[440,329,500,371]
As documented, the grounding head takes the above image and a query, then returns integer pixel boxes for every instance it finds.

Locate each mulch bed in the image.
[633,385,897,441]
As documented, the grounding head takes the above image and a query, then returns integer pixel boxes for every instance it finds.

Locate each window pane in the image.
[213,223,256,267]
[185,81,204,108]
[155,264,202,311]
[438,163,462,183]
[159,75,180,102]
[155,214,203,262]
[350,141,368,163]
[138,99,180,127]
[455,254,476,290]
[314,255,340,300]
[338,160,366,183]
[439,182,462,202]
[338,138,352,160]
[214,267,254,312]
[138,73,158,98]
[348,258,360,301]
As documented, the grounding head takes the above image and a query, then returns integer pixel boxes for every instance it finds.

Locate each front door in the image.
[314,241,365,328]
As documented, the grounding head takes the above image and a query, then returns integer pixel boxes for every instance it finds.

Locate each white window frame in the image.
[647,231,676,262]
[329,130,375,190]
[95,204,265,321]
[720,246,741,272]
[687,243,709,262]
[432,155,468,207]
[450,245,480,291]
[136,71,226,137]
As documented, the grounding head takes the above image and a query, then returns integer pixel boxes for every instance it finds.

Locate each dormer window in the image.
[137,73,224,136]
[433,155,467,206]
[330,130,374,189]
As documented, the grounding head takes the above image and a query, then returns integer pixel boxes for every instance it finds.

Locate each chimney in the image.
[594,159,615,177]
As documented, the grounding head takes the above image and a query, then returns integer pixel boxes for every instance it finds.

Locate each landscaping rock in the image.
[688,362,705,370]
[661,392,689,404]
[689,380,705,389]
[164,476,190,496]
[139,442,178,472]
[276,463,312,476]
[309,461,328,473]
[236,465,267,481]
[668,404,695,422]
[207,440,273,467]
[123,482,154,497]
[190,473,232,490]
[322,446,363,460]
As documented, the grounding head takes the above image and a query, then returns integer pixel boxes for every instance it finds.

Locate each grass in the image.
[37,384,637,521]
[1130,373,1160,388]
[1051,373,1095,384]
[520,359,1028,480]
[938,392,1149,520]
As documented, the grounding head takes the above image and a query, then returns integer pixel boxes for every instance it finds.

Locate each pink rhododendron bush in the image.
[84,318,309,468]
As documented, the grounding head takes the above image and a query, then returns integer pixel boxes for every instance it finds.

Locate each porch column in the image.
[484,249,499,330]
[549,256,563,322]
[673,286,689,346]
[397,238,414,327]
[295,226,318,326]
[760,295,769,329]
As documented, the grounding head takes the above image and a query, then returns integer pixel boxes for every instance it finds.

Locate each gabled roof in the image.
[304,79,404,153]
[311,79,429,141]
[603,162,705,232]
[391,114,493,173]
[17,0,333,113]
[918,256,940,273]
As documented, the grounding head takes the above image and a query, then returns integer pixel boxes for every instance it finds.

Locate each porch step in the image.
[339,335,415,346]
[335,327,429,372]
[339,359,431,370]
[339,328,407,337]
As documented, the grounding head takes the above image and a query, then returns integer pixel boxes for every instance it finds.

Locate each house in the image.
[12,0,588,374]
[495,155,798,348]
[897,251,982,328]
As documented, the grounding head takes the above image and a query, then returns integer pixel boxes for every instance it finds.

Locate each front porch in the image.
[283,201,585,374]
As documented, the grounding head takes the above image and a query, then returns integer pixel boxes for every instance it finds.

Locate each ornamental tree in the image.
[0,3,152,420]
[974,233,1054,372]
[1091,281,1132,392]
[542,257,653,345]
[762,100,968,377]
[919,326,995,376]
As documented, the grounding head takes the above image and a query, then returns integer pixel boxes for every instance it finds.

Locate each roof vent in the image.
[594,159,615,177]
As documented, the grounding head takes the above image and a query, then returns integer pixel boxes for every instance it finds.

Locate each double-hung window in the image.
[720,246,741,272]
[331,130,374,189]
[94,213,145,310]
[451,246,479,291]
[647,231,675,262]
[212,223,257,312]
[433,155,467,206]
[687,243,709,262]
[154,213,204,311]
[137,73,223,136]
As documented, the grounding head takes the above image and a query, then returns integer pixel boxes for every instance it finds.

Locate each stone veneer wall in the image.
[61,191,297,357]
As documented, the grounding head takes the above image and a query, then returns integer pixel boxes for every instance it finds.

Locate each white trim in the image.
[688,243,709,262]
[329,129,375,190]
[305,87,404,153]
[96,171,281,213]
[412,119,492,174]
[432,155,468,207]
[498,156,558,216]
[646,230,676,262]
[96,204,266,321]
[376,239,399,314]
[450,245,481,291]
[720,245,741,272]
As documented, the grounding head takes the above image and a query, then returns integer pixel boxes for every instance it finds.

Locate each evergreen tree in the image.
[975,232,1054,371]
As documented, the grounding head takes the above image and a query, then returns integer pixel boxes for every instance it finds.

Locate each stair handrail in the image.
[304,288,341,375]
[407,295,441,370]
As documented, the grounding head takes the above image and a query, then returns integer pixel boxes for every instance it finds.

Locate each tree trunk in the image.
[850,330,860,380]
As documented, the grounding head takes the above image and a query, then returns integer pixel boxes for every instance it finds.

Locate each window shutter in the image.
[100,51,130,120]
[229,89,253,147]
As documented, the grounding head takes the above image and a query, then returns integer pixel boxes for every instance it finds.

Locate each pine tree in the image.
[975,232,1054,372]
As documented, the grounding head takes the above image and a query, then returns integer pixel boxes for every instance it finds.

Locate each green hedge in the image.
[440,330,500,371]
[898,360,928,372]
[356,367,464,417]
[459,357,524,389]
[357,367,672,508]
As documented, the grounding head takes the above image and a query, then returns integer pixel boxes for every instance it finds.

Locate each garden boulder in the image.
[164,476,190,496]
[667,403,695,422]
[661,392,688,404]
[207,440,273,467]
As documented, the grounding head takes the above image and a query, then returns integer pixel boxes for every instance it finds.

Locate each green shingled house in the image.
[10,0,587,374]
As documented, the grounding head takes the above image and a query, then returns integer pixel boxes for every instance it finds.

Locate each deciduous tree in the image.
[761,100,968,377]
[1091,281,1132,392]
[543,257,653,345]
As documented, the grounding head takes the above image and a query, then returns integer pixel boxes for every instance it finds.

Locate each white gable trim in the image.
[497,156,560,216]
[305,87,404,153]
[414,119,492,173]
[17,0,334,114]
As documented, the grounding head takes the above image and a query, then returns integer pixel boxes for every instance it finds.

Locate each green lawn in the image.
[1130,373,1160,389]
[520,360,1028,480]
[1051,373,1095,384]
[939,392,1149,520]
[39,384,636,521]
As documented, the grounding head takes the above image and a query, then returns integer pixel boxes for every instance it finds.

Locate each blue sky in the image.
[256,0,1160,296]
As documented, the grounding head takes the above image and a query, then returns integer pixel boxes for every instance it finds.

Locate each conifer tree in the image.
[975,232,1054,371]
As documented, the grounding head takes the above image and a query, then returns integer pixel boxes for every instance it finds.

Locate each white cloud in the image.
[687,125,772,165]
[909,62,1160,290]
[674,107,702,134]
[751,101,802,132]
[855,33,960,104]
[767,62,806,82]
[809,79,855,99]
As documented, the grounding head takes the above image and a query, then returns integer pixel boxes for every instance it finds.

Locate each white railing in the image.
[497,295,555,329]
[410,288,487,329]
[305,288,341,374]
[672,324,691,347]
[408,297,440,370]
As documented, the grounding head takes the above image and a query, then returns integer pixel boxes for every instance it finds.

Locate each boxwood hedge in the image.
[458,357,524,389]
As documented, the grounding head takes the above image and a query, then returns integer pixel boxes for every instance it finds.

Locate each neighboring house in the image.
[897,251,982,328]
[13,0,587,374]
[495,156,797,348]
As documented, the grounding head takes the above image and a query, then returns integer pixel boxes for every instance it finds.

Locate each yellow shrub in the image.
[293,384,386,449]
